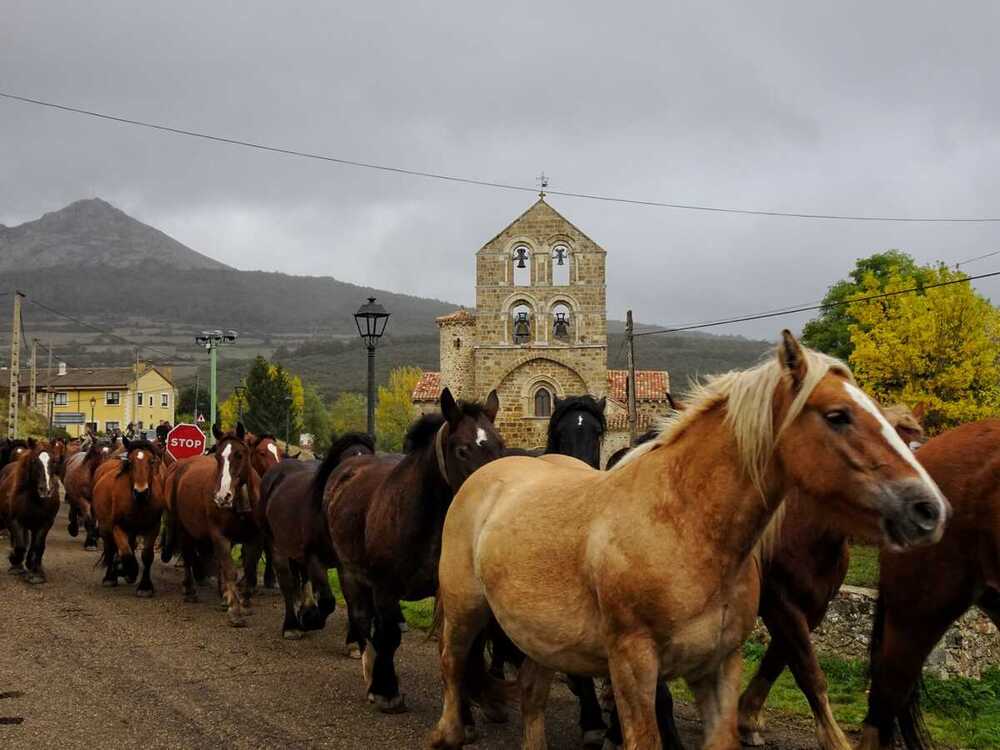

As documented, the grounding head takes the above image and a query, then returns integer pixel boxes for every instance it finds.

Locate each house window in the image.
[137,392,143,406]
[106,391,120,405]
[54,393,68,406]
[533,387,553,418]
[161,393,169,408]
[104,421,120,434]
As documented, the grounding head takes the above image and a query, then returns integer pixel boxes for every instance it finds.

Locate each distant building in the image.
[412,197,672,463]
[19,361,176,437]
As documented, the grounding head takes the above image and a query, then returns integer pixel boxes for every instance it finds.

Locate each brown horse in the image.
[92,439,166,595]
[0,440,60,584]
[243,432,283,591]
[429,332,949,750]
[164,423,261,626]
[737,403,927,750]
[262,431,375,640]
[64,440,113,550]
[859,418,1000,750]
[324,388,503,713]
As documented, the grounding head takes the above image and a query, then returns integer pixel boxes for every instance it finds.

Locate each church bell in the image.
[554,247,567,266]
[553,312,569,339]
[513,311,531,342]
[514,246,529,269]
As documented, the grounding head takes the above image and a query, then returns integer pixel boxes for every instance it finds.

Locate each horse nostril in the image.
[910,500,941,530]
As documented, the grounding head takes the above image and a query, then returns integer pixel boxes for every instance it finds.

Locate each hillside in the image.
[0,198,229,272]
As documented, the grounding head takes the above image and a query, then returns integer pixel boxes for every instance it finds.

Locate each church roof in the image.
[436,309,476,325]
[478,198,605,253]
[411,369,670,404]
[607,413,657,432]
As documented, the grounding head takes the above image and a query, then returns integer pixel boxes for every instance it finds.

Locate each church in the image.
[412,197,673,464]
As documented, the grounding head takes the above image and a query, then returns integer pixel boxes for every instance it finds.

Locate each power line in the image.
[4,90,1000,223]
[955,249,1000,268]
[635,269,1000,337]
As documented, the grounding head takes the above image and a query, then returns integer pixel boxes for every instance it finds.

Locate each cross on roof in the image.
[536,172,549,198]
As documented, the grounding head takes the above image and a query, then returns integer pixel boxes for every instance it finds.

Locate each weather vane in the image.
[537,172,549,198]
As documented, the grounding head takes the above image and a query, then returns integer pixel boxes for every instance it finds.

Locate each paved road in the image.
[1,510,819,749]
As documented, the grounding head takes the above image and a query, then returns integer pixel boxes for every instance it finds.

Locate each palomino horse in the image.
[429,332,950,750]
[860,418,1000,750]
[64,440,113,550]
[0,440,60,583]
[92,439,166,596]
[324,388,503,713]
[733,402,925,750]
[262,431,374,640]
[164,423,261,627]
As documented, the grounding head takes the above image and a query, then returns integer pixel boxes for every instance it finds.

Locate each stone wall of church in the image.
[438,319,476,400]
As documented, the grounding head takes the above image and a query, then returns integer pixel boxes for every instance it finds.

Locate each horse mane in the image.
[404,414,446,453]
[329,431,375,457]
[123,439,160,455]
[546,395,607,453]
[310,431,376,508]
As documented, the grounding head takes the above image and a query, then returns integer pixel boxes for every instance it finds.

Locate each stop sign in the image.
[166,423,206,461]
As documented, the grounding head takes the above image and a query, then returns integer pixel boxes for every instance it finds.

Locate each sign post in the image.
[165,423,206,462]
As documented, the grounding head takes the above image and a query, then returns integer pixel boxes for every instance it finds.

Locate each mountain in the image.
[0,198,230,272]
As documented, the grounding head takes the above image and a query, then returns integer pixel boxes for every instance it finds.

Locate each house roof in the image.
[436,309,476,326]
[607,412,657,432]
[21,365,174,391]
[478,198,605,253]
[411,369,670,404]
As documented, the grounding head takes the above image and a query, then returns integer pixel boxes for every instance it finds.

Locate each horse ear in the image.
[122,437,131,452]
[26,437,37,449]
[596,396,606,414]
[441,388,460,425]
[236,422,246,440]
[778,330,807,389]
[212,423,224,441]
[912,402,927,422]
[484,390,500,423]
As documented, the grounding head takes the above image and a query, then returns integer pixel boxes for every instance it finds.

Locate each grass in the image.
[325,568,435,631]
[844,544,879,588]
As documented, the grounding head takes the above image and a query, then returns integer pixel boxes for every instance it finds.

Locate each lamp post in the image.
[89,396,96,435]
[235,385,246,423]
[194,329,238,445]
[353,297,390,438]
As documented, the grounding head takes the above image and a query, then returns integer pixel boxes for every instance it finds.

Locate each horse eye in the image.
[455,446,471,461]
[824,410,851,427]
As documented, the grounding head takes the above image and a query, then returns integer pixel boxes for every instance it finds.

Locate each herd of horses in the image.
[1,331,999,750]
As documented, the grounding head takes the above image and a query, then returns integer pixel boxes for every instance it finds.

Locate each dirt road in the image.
[1,510,821,749]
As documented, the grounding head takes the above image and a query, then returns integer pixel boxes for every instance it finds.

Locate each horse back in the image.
[325,455,402,568]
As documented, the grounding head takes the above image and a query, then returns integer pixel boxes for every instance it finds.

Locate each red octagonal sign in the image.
[166,423,206,461]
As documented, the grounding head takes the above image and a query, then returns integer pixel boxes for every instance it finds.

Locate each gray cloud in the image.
[3,0,999,340]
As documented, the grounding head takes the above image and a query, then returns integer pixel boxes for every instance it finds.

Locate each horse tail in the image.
[311,441,345,510]
[160,468,179,563]
[898,680,933,750]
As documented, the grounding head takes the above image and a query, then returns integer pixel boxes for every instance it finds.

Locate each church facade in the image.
[412,198,672,464]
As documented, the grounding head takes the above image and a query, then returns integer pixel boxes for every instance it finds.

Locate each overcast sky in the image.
[3,1,1000,340]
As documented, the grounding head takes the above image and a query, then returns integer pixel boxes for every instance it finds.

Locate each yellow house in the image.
[22,362,177,438]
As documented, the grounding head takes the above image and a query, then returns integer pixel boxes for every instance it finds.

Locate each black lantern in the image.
[553,312,570,339]
[514,246,529,269]
[354,297,391,437]
[553,246,567,266]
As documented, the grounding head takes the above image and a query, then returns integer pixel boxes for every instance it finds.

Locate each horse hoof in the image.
[464,725,479,743]
[68,524,79,538]
[367,692,376,704]
[84,544,98,552]
[601,740,621,750]
[25,573,46,585]
[102,579,118,587]
[283,629,304,641]
[375,694,407,714]
[346,644,362,660]
[136,588,154,598]
[7,566,25,576]
[740,730,765,747]
[398,621,409,633]
[219,602,230,612]
[480,702,508,724]
[227,613,247,628]
[183,593,199,603]
[583,729,606,747]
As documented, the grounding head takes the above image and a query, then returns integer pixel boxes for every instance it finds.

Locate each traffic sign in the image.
[166,423,206,461]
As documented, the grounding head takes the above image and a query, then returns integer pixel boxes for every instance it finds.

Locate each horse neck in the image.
[646,402,787,576]
[388,443,453,538]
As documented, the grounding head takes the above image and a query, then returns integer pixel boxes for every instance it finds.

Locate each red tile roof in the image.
[436,309,476,325]
[606,370,670,403]
[412,372,443,401]
[607,413,657,431]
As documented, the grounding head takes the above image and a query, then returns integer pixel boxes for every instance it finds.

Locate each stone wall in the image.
[438,318,476,401]
[751,585,1000,680]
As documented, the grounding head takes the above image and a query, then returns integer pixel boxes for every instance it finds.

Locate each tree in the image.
[301,385,332,454]
[241,356,302,440]
[177,384,210,422]
[802,250,930,361]
[847,265,1000,432]
[374,367,422,452]
[329,392,367,437]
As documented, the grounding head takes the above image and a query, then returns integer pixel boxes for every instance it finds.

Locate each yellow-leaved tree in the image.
[375,366,422,452]
[847,265,1000,432]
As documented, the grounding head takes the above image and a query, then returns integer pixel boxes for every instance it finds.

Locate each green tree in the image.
[177,383,210,422]
[329,392,367,437]
[301,385,332,454]
[802,250,930,361]
[374,367,422,452]
[241,356,301,440]
[847,265,1000,432]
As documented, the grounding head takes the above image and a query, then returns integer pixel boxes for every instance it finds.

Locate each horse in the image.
[262,431,375,640]
[429,331,950,750]
[92,439,166,596]
[163,423,261,627]
[323,387,503,713]
[859,418,1000,750]
[736,402,927,750]
[243,432,284,591]
[0,440,60,584]
[0,438,29,472]
[64,440,113,550]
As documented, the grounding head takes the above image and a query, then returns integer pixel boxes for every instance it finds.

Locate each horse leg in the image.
[273,552,304,639]
[25,520,54,584]
[181,534,198,602]
[67,503,80,537]
[339,569,377,687]
[7,520,26,574]
[100,529,119,587]
[210,531,245,627]
[519,657,555,750]
[654,680,684,750]
[566,675,607,746]
[737,637,789,745]
[301,555,335,630]
[369,592,406,713]
[685,649,742,750]
[82,502,99,551]
[136,526,158,597]
[114,526,139,585]
[262,544,276,590]
[607,636,662,750]
[240,541,260,608]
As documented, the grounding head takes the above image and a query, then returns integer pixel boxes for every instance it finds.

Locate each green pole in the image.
[209,342,218,444]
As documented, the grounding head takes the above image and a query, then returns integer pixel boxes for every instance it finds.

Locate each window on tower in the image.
[512,245,532,286]
[511,303,533,344]
[552,245,570,286]
[533,386,553,418]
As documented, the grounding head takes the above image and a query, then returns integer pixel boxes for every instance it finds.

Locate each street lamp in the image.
[194,329,238,444]
[89,396,96,435]
[353,297,390,438]
[235,385,246,423]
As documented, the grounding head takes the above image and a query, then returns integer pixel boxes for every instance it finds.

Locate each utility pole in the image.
[46,339,53,438]
[30,338,38,410]
[7,292,24,439]
[133,347,140,432]
[194,330,238,445]
[625,309,638,444]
